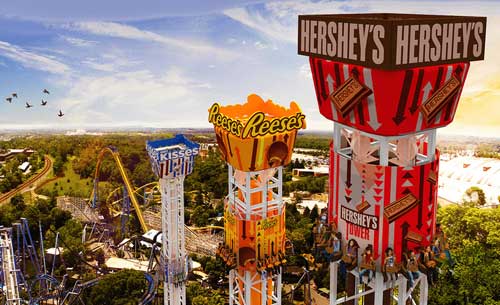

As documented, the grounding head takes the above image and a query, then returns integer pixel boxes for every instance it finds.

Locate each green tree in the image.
[464,186,487,207]
[88,269,146,305]
[430,205,500,304]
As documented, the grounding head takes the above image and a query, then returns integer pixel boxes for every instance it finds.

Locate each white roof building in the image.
[439,156,500,206]
[105,257,152,272]
[18,161,30,172]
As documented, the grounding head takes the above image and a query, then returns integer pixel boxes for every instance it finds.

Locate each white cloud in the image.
[226,0,499,44]
[61,35,98,47]
[0,41,70,74]
[254,41,268,50]
[224,7,296,43]
[82,54,141,72]
[61,21,237,60]
[56,68,212,125]
[299,63,312,80]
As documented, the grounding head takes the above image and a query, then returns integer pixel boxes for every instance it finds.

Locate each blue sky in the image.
[0,0,499,136]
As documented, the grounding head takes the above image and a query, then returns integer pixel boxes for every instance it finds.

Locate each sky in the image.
[0,0,498,137]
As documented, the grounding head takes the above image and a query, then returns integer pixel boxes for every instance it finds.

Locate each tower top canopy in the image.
[146,134,200,178]
[208,94,306,171]
[298,13,486,70]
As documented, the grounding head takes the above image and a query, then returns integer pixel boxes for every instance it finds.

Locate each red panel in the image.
[310,57,470,136]
[329,144,440,264]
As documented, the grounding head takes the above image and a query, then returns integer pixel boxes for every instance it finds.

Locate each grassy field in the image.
[40,157,93,198]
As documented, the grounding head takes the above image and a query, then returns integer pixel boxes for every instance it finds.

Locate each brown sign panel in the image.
[356,200,371,213]
[405,231,423,244]
[420,75,461,122]
[384,193,419,223]
[330,76,372,117]
[427,170,437,184]
[298,13,486,70]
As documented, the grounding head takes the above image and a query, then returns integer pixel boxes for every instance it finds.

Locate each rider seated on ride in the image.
[322,231,342,262]
[256,260,266,273]
[402,250,420,288]
[383,247,398,281]
[435,223,454,266]
[423,245,438,285]
[359,244,376,284]
[341,239,359,271]
[265,255,274,272]
[278,250,287,264]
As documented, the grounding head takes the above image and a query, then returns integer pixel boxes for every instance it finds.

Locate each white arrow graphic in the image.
[363,68,381,131]
[416,81,433,131]
[402,180,413,187]
[326,74,339,120]
[343,64,356,124]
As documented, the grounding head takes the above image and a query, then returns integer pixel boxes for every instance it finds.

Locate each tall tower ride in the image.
[209,94,306,305]
[298,13,486,305]
[146,134,200,305]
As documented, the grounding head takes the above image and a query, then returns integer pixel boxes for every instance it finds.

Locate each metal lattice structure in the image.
[0,227,22,305]
[146,134,199,305]
[226,166,284,305]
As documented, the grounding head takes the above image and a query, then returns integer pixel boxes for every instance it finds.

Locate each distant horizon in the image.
[1,125,499,142]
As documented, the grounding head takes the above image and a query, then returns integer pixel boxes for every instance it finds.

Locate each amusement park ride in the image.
[146,134,200,305]
[299,13,486,305]
[209,94,306,305]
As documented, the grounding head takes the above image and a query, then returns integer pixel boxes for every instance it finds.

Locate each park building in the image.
[18,161,31,174]
[0,148,34,163]
[292,166,329,179]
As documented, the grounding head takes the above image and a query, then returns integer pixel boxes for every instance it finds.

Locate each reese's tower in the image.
[209,94,306,305]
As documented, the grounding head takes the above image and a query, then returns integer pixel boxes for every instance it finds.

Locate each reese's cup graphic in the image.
[208,94,306,171]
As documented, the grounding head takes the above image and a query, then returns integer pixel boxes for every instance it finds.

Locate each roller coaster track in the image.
[89,146,149,233]
[0,228,21,305]
[0,155,52,204]
[106,181,159,204]
[87,146,220,256]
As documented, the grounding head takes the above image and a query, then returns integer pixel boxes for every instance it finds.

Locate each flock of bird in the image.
[5,89,64,117]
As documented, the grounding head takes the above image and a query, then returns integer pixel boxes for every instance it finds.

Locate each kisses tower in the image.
[146,135,200,305]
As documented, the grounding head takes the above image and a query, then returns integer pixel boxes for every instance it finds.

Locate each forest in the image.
[0,132,498,304]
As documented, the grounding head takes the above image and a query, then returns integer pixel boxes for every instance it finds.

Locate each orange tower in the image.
[209,94,306,305]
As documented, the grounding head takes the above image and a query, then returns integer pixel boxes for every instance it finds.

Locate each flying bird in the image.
[12,93,17,98]
[43,89,50,94]
[58,110,64,117]
[41,100,47,106]
[6,97,12,103]
[25,102,33,108]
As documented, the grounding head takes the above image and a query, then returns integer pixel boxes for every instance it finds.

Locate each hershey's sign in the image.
[298,14,486,69]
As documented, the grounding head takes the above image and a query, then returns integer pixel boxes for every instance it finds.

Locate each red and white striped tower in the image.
[298,13,486,305]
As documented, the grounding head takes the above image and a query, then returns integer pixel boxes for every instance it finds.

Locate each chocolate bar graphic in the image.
[330,76,372,117]
[405,231,423,244]
[427,170,437,184]
[356,201,371,213]
[384,193,419,223]
[420,75,461,123]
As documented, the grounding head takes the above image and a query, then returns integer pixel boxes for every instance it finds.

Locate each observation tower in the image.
[146,134,200,305]
[209,94,306,305]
